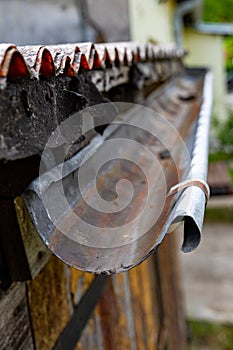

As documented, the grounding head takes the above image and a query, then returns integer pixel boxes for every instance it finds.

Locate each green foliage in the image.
[203,1,233,72]
[218,112,233,154]
[209,152,233,162]
[188,320,233,350]
[225,37,233,72]
[210,111,233,160]
[229,167,233,183]
[203,0,233,23]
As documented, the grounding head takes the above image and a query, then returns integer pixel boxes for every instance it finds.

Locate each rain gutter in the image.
[174,0,202,48]
[167,70,213,253]
[194,22,233,36]
[21,69,213,274]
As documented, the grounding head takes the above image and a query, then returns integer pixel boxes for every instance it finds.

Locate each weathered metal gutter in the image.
[22,70,212,274]
[174,0,202,47]
[166,70,212,253]
[0,42,212,275]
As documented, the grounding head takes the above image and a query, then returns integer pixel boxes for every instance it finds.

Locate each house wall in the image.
[0,0,130,45]
[0,0,88,45]
[128,0,175,43]
[129,0,227,122]
[183,29,227,121]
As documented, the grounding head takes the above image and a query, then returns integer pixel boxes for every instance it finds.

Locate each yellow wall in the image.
[183,29,227,120]
[129,0,227,121]
[128,0,175,43]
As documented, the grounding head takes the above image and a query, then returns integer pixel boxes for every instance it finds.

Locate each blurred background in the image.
[0,0,232,348]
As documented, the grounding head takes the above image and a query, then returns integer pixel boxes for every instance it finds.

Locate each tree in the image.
[203,0,233,23]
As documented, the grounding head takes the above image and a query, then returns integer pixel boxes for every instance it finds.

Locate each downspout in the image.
[174,0,202,48]
[174,0,233,48]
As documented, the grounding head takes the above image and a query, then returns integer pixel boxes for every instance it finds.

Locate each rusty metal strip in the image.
[167,179,210,203]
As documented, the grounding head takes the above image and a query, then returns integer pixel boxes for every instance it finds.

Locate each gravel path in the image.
[179,219,233,323]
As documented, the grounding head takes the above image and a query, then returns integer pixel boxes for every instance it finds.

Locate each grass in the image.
[209,110,233,164]
[208,149,233,187]
[205,206,233,222]
[229,167,233,184]
[209,152,233,163]
[188,320,233,350]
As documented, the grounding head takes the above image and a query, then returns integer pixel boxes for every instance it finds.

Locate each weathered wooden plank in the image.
[111,273,136,349]
[77,256,160,350]
[128,267,147,350]
[27,256,72,350]
[76,279,120,350]
[155,230,188,350]
[138,258,160,349]
[14,196,51,279]
[76,239,187,350]
[25,233,187,350]
[128,257,159,349]
[70,267,95,305]
[97,277,124,350]
[0,282,34,350]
